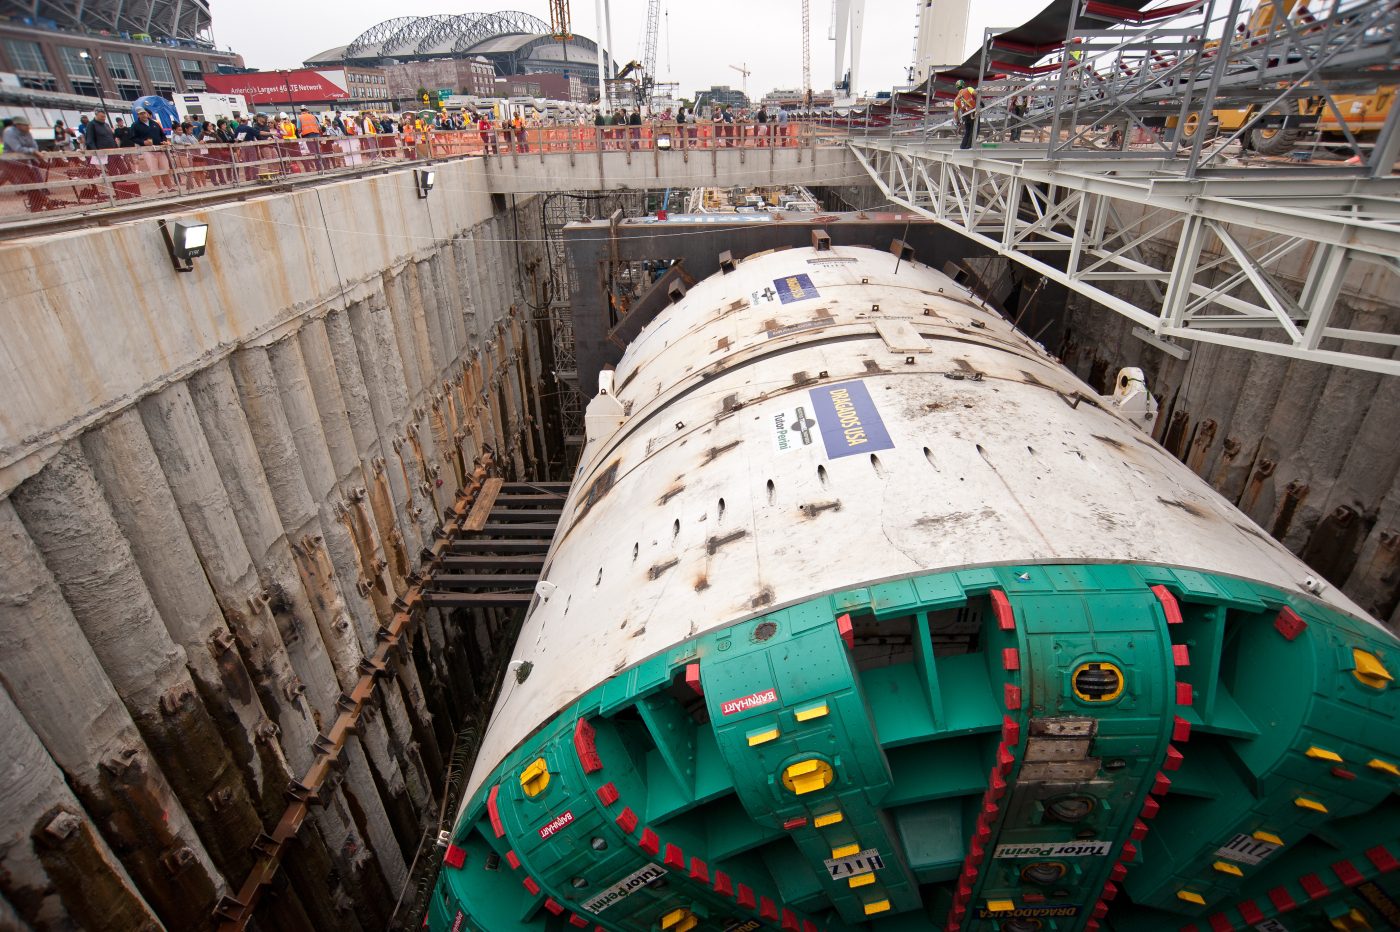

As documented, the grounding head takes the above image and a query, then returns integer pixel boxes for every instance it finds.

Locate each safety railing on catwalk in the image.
[0,122,840,222]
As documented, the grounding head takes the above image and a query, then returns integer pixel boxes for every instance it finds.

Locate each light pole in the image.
[79,50,101,99]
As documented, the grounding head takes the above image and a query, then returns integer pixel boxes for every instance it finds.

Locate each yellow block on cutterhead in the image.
[1305,746,1343,762]
[831,843,860,859]
[747,727,780,746]
[782,758,835,795]
[1352,649,1393,689]
[795,702,829,721]
[1252,830,1284,845]
[848,873,875,888]
[863,900,890,916]
[1368,758,1399,777]
[1213,861,1244,877]
[519,757,550,797]
[986,900,1015,913]
[814,811,844,827]
[1177,890,1206,905]
[1294,796,1329,813]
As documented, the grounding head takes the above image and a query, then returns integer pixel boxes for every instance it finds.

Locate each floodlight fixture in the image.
[416,168,436,199]
[158,218,209,272]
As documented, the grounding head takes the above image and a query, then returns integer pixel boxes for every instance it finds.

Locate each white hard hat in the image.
[278,112,288,119]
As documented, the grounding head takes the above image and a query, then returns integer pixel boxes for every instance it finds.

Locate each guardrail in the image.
[0,123,839,223]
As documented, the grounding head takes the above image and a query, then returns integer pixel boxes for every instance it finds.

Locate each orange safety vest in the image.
[954,87,977,116]
[403,122,416,144]
[298,112,320,136]
[279,120,296,139]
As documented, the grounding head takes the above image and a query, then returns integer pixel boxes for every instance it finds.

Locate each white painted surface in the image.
[465,245,1380,799]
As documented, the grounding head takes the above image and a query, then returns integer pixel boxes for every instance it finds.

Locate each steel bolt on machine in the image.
[428,244,1400,932]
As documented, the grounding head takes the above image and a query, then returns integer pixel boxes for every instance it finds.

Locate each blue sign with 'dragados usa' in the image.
[808,381,894,459]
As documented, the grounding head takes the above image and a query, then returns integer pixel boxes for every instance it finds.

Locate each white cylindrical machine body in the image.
[465,245,1377,796]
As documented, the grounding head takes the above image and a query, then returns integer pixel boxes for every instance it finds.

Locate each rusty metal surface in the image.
[213,454,496,932]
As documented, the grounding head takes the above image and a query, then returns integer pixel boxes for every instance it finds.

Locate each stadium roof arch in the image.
[1,0,213,43]
[326,10,603,64]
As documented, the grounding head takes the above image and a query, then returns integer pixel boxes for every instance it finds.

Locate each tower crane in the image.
[729,62,750,100]
[548,0,571,40]
[640,0,661,107]
[801,0,812,103]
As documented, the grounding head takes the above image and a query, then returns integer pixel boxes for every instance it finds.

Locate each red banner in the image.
[203,69,349,104]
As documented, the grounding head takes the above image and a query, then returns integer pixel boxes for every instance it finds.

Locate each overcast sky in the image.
[212,0,1048,99]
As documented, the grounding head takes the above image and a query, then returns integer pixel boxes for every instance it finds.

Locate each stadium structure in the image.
[304,11,612,89]
[0,0,212,44]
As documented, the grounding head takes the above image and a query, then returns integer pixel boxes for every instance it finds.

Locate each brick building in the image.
[0,19,243,101]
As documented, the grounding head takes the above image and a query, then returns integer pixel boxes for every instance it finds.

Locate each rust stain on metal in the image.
[694,574,710,592]
[800,500,843,518]
[702,440,742,464]
[1156,496,1205,518]
[658,484,686,506]
[1240,458,1276,515]
[1091,434,1126,451]
[1186,418,1218,473]
[647,558,679,580]
[706,529,748,555]
[750,587,775,608]
[1270,480,1310,539]
[464,478,505,532]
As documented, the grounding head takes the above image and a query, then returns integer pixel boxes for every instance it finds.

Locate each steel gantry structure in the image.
[848,142,1400,374]
[847,0,1400,375]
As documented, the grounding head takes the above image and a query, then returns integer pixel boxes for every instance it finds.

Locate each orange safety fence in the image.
[1,123,844,222]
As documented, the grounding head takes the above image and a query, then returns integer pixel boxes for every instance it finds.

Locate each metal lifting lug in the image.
[159,683,195,715]
[311,734,336,756]
[159,846,197,874]
[206,786,235,812]
[101,746,142,776]
[255,720,281,742]
[210,629,237,654]
[43,810,81,842]
[335,692,358,714]
[352,486,367,502]
[282,677,307,702]
[356,578,373,598]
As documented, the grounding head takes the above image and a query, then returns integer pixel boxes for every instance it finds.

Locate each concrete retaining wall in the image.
[0,160,553,928]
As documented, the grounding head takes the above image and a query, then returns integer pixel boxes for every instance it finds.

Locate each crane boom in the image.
[641,0,661,106]
[548,0,571,39]
[801,0,811,100]
[728,62,750,99]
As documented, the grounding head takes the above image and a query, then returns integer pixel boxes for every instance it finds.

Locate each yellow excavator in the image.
[1173,0,1394,155]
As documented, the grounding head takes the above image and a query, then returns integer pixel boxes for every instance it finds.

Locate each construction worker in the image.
[296,106,321,138]
[277,113,297,140]
[954,80,978,150]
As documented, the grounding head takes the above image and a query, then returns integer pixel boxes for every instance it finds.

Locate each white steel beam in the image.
[849,140,1400,376]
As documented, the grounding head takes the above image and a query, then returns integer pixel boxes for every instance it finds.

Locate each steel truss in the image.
[850,141,1400,374]
[908,0,1399,179]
